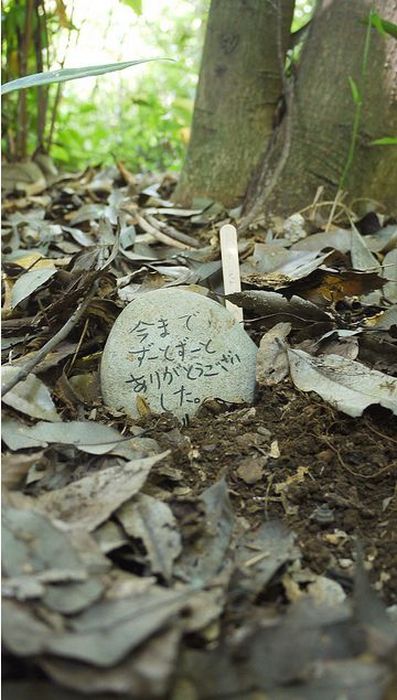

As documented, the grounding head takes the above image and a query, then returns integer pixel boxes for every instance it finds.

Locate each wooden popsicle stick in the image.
[220,224,243,323]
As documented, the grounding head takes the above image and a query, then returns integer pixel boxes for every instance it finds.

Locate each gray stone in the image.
[100,288,257,421]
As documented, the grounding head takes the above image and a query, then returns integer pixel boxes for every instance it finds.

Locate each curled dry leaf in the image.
[2,505,108,611]
[2,417,51,450]
[11,267,57,308]
[256,322,291,386]
[3,585,191,668]
[93,520,128,554]
[235,521,298,598]
[1,161,47,195]
[2,367,60,422]
[350,226,381,272]
[2,416,159,460]
[306,575,346,606]
[288,349,397,417]
[117,494,182,581]
[34,451,170,531]
[320,336,359,360]
[39,626,181,696]
[2,450,46,490]
[227,290,333,331]
[3,506,85,579]
[365,305,397,331]
[292,227,352,253]
[382,249,397,303]
[236,455,267,484]
[242,249,330,289]
[175,479,236,586]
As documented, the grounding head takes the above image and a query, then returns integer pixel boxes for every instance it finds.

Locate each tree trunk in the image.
[174,0,295,207]
[243,0,397,224]
[177,0,397,221]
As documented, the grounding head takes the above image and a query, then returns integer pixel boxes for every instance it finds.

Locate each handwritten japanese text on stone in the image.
[126,314,241,410]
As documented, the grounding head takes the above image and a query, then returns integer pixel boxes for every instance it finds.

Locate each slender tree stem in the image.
[17,0,34,159]
[47,1,76,151]
[35,0,48,150]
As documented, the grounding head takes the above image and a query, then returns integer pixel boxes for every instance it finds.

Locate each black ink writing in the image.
[126,313,241,408]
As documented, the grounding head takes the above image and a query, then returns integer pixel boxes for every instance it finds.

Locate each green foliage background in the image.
[52,2,209,172]
[2,0,316,173]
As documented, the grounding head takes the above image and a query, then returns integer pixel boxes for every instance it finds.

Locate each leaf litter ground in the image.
[2,163,397,699]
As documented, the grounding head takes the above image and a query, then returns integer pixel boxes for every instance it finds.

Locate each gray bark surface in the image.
[243,0,397,224]
[174,0,295,207]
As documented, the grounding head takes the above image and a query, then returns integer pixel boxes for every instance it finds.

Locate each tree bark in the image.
[242,0,397,225]
[174,0,295,207]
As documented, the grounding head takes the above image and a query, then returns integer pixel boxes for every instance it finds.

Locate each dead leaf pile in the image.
[2,164,397,698]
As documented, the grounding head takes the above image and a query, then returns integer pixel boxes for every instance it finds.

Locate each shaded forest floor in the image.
[2,164,397,699]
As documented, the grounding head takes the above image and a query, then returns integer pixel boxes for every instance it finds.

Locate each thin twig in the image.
[296,197,355,222]
[325,188,346,232]
[308,185,324,221]
[145,213,200,248]
[1,290,95,397]
[134,213,193,250]
[67,316,89,373]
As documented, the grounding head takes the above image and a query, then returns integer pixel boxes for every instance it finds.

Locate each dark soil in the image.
[140,384,397,604]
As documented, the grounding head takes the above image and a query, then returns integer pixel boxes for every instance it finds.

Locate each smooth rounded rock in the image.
[100,288,257,421]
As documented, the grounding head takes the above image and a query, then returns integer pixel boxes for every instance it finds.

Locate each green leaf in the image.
[1,58,171,95]
[368,10,397,39]
[369,137,397,146]
[50,143,70,162]
[119,0,143,15]
[369,9,385,35]
[348,76,361,105]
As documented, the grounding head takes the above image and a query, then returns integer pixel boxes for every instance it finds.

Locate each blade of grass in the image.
[1,57,172,95]
[338,10,373,190]
[369,136,397,146]
[369,11,397,39]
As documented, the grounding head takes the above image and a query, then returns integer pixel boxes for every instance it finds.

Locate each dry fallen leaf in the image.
[236,455,267,484]
[256,322,291,386]
[34,451,170,531]
[11,267,57,308]
[2,367,60,422]
[116,493,182,581]
[288,348,397,417]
